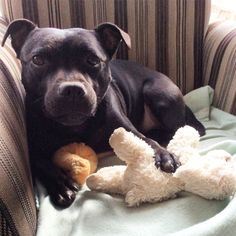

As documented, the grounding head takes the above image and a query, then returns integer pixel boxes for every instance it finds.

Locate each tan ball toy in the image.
[53,143,98,185]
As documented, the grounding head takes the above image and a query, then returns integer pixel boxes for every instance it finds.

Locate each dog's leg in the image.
[143,77,187,146]
[31,158,80,207]
[143,77,205,142]
[104,92,179,173]
[141,77,194,170]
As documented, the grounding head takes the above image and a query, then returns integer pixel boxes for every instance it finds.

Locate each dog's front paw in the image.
[154,148,180,173]
[46,170,80,208]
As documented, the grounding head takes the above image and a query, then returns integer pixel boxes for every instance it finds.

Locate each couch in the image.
[0,0,236,235]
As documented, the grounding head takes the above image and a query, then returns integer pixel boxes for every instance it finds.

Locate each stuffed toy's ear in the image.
[2,19,36,58]
[95,22,131,58]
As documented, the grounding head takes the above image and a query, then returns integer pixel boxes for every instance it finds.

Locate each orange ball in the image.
[53,143,98,185]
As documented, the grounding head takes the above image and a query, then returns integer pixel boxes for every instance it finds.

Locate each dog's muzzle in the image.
[58,82,86,99]
[44,79,97,126]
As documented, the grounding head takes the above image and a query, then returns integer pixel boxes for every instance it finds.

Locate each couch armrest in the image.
[0,20,37,236]
[203,21,236,115]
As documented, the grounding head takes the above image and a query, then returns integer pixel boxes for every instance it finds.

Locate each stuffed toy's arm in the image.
[167,126,200,164]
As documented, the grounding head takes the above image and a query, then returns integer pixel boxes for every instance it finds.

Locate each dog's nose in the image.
[58,82,86,98]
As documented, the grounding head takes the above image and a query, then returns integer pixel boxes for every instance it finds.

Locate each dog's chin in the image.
[44,98,98,126]
[59,114,92,126]
[58,115,89,126]
[47,111,94,126]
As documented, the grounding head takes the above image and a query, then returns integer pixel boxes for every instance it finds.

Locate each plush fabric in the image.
[1,0,211,94]
[0,20,37,236]
[87,126,236,206]
[35,86,236,236]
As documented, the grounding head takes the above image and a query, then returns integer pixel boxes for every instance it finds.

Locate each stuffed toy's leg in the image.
[125,187,147,207]
[175,150,236,200]
[86,166,126,195]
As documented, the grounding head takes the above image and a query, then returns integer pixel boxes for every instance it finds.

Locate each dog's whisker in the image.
[29,97,44,107]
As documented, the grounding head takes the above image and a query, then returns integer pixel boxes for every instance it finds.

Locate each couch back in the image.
[1,0,211,94]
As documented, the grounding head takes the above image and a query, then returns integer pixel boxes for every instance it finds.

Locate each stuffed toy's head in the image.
[87,126,236,207]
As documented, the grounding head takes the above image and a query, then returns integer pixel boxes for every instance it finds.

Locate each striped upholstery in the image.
[203,21,236,114]
[0,19,37,236]
[2,0,211,95]
[3,1,236,114]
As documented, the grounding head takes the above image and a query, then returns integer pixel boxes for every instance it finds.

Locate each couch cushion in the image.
[0,20,37,236]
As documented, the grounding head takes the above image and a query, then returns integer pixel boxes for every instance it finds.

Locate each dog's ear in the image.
[2,19,36,58]
[95,22,131,58]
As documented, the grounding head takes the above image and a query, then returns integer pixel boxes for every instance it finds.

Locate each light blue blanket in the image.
[36,86,236,236]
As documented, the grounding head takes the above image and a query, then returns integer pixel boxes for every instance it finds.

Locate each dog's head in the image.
[2,19,131,126]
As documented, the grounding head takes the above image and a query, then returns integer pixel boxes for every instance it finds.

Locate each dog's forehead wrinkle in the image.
[67,30,106,59]
[22,28,66,57]
[23,28,106,60]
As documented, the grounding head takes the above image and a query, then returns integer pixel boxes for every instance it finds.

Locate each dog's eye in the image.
[87,55,100,66]
[32,55,45,66]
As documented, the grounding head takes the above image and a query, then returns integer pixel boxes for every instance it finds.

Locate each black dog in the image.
[2,19,205,207]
